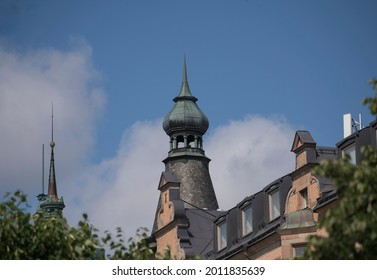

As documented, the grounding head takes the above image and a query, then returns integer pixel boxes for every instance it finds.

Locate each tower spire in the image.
[48,103,58,201]
[35,103,65,216]
[175,56,196,100]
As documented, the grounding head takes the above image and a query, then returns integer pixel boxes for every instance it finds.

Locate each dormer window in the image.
[269,188,280,221]
[217,220,227,251]
[242,205,253,236]
[343,143,356,164]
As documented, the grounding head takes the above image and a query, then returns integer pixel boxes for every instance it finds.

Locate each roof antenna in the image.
[352,113,363,132]
[343,113,364,138]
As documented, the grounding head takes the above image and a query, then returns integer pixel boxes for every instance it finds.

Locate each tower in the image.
[35,106,65,217]
[152,59,220,259]
[162,58,218,210]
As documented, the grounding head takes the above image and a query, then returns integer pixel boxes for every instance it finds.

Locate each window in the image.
[269,188,280,221]
[292,244,306,258]
[343,144,356,164]
[217,221,227,251]
[299,188,308,209]
[242,206,253,236]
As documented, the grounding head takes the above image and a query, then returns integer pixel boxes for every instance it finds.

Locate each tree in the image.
[303,79,377,259]
[0,191,166,259]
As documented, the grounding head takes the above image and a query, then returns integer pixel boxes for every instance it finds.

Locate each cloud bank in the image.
[0,41,105,197]
[206,116,295,210]
[0,43,296,240]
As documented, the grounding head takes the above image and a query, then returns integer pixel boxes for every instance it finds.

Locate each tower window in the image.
[269,188,280,221]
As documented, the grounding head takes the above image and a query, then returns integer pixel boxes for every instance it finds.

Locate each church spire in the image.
[35,103,65,216]
[47,103,58,201]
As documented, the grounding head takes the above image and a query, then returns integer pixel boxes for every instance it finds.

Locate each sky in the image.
[1,0,377,240]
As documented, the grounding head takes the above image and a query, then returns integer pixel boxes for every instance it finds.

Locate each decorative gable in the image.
[291,131,317,170]
[291,131,316,153]
[158,171,180,191]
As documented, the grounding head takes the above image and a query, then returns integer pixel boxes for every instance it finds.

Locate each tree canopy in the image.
[0,191,167,259]
[303,79,377,259]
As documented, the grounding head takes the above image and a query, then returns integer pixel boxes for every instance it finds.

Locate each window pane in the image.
[269,190,280,220]
[217,222,227,250]
[293,245,306,258]
[343,144,356,164]
[242,206,253,236]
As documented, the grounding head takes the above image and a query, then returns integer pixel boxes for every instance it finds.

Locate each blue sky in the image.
[1,0,377,237]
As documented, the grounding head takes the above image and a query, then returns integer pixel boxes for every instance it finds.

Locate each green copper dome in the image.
[163,59,209,135]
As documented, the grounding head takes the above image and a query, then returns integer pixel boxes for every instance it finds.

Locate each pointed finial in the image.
[174,55,196,100]
[183,55,188,83]
[50,102,55,148]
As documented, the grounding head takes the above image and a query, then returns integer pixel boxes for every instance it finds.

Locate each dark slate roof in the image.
[316,146,337,162]
[291,130,316,151]
[184,209,224,258]
[162,171,180,184]
[314,175,337,210]
[206,173,292,259]
[297,130,316,144]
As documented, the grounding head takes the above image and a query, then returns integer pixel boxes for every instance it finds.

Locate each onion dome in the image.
[163,58,209,136]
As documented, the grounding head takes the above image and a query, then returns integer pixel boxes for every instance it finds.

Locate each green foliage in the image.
[0,191,166,259]
[303,79,377,259]
[101,227,171,260]
[363,79,377,115]
[0,191,98,259]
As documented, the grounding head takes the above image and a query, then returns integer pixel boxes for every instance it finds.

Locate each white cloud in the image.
[0,41,105,200]
[206,115,296,210]
[66,120,167,237]
[0,42,297,242]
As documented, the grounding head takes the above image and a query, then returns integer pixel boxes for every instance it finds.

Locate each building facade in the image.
[152,60,377,259]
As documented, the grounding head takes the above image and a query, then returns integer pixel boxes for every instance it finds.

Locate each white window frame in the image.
[217,220,227,251]
[343,143,356,164]
[242,205,253,237]
[269,188,280,221]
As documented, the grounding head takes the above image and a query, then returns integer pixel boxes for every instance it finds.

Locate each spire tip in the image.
[183,55,188,83]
